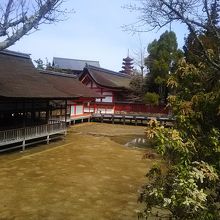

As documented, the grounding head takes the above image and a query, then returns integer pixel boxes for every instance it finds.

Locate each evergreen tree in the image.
[145,31,183,103]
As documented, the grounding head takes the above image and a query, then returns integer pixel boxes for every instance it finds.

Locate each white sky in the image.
[9,0,188,72]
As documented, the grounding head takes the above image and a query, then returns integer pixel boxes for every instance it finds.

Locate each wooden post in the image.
[22,110,26,151]
[46,124,49,144]
[22,101,26,128]
[47,135,50,144]
[22,140,25,151]
[64,100,67,124]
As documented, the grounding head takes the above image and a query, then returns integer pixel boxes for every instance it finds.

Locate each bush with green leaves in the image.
[138,59,220,219]
[143,92,160,105]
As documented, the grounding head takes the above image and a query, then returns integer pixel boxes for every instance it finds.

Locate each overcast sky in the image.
[10,0,188,72]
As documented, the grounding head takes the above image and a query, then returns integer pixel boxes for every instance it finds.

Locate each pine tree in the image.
[144,31,183,102]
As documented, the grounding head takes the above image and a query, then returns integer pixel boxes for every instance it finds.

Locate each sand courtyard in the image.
[0,123,158,220]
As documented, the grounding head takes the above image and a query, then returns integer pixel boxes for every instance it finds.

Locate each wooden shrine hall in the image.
[79,64,168,115]
[79,64,131,114]
[0,50,99,151]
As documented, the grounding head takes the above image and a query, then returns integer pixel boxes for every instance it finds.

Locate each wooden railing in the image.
[0,122,66,147]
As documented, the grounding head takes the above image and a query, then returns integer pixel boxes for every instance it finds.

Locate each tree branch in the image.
[0,0,70,50]
[126,0,220,71]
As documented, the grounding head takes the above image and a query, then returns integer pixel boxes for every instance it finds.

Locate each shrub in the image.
[143,92,160,105]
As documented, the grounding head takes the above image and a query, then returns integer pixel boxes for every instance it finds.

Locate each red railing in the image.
[114,103,169,114]
[84,102,169,115]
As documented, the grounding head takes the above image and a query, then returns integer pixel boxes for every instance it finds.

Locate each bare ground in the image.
[0,123,157,220]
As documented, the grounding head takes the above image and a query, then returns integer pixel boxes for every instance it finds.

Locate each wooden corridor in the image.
[91,113,175,126]
[0,121,66,152]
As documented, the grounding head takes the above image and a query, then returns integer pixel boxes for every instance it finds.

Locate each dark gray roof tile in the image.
[53,57,100,71]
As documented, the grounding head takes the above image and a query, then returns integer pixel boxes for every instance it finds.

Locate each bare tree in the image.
[0,0,69,50]
[125,0,220,71]
[132,33,148,79]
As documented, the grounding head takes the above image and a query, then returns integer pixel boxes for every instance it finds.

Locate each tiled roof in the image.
[80,65,131,89]
[0,51,100,99]
[53,57,100,71]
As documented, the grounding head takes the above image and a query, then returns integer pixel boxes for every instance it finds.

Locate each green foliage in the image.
[143,92,160,105]
[34,58,45,69]
[34,58,51,70]
[139,58,220,219]
[144,31,183,102]
[139,161,219,219]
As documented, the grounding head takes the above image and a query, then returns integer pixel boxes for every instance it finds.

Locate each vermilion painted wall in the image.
[81,73,169,115]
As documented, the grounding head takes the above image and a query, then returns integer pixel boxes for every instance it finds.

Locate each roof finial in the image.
[127,49,130,57]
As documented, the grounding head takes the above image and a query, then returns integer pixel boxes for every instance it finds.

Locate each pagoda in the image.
[120,51,134,75]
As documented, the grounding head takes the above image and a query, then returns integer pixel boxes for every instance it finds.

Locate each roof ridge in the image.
[53,57,100,63]
[86,64,131,78]
[39,69,77,79]
[0,49,30,59]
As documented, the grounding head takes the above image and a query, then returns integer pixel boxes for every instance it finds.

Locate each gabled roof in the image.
[53,57,100,71]
[0,50,100,99]
[80,65,131,90]
[39,70,100,99]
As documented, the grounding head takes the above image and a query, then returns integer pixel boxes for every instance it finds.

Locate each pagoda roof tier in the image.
[123,56,133,62]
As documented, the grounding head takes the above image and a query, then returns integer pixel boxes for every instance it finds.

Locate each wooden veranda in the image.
[0,121,66,152]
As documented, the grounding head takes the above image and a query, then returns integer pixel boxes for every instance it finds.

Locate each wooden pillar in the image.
[60,107,62,122]
[64,100,67,124]
[22,101,26,128]
[46,101,49,124]
[47,135,50,144]
[22,140,25,151]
